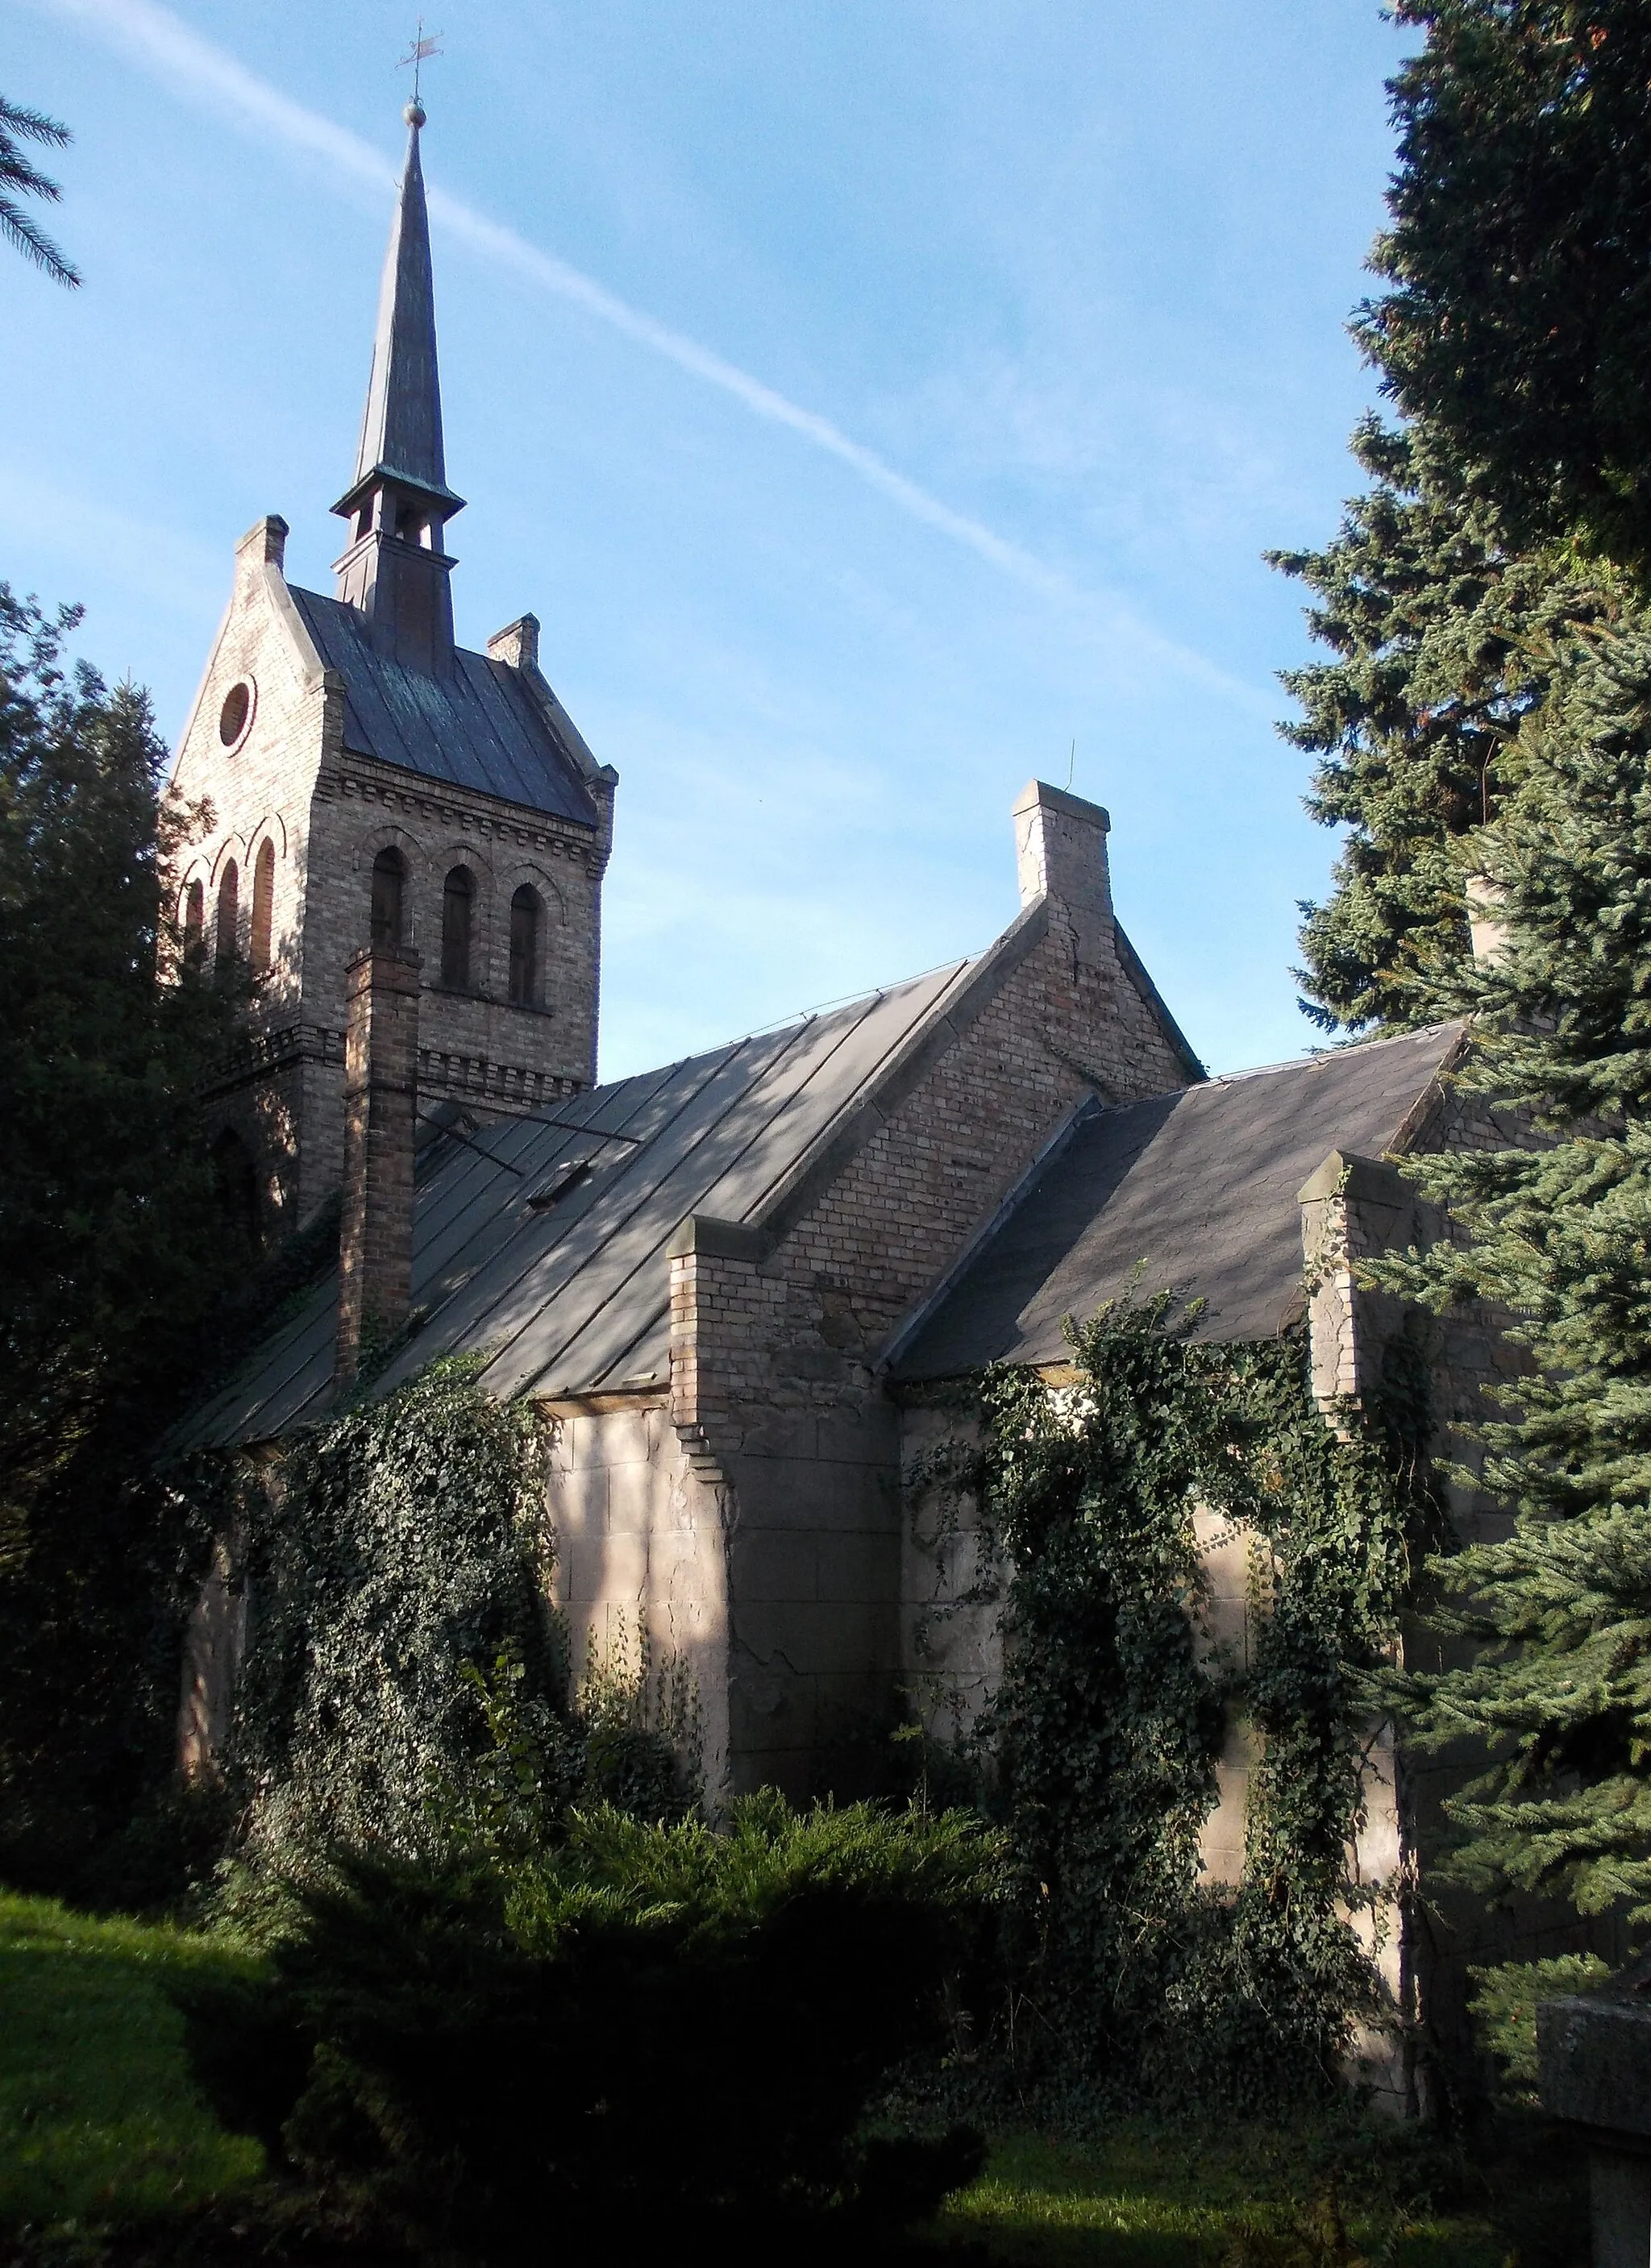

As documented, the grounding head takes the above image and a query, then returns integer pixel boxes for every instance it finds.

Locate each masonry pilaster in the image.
[1297,1150,1416,1416]
[666,1215,782,1482]
[336,943,422,1385]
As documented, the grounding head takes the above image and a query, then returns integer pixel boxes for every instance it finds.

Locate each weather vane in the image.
[399,19,443,111]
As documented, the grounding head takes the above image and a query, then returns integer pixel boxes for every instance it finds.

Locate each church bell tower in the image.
[168,98,618,1241]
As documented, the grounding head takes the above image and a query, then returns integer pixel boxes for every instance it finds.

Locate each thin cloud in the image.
[39,0,1270,716]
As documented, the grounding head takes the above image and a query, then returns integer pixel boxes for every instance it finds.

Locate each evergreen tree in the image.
[0,93,80,289]
[1273,418,1617,1031]
[1378,617,1651,1925]
[1366,2,1651,566]
[1277,3,1651,1949]
[0,586,243,1887]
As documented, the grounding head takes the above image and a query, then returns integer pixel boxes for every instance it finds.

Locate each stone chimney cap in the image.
[1013,779,1111,832]
[237,515,289,572]
[345,943,423,999]
[486,614,541,671]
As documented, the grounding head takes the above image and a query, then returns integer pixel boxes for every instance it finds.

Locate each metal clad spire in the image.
[332,91,464,675]
[352,108,451,501]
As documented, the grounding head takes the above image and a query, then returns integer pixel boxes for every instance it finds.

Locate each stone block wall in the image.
[543,1392,734,1801]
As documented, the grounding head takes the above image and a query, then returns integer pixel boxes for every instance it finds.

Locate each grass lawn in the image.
[0,1888,264,2247]
[932,2118,1587,2268]
[0,1884,1590,2267]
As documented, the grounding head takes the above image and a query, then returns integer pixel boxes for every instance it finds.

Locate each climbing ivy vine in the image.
[906,1290,1439,2112]
[218,1357,559,1864]
[193,1356,704,1879]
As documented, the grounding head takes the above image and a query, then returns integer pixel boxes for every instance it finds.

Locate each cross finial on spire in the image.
[399,19,443,118]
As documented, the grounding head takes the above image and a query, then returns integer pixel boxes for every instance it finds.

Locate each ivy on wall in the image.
[216,1357,558,1864]
[183,1358,705,1880]
[905,1290,1437,2112]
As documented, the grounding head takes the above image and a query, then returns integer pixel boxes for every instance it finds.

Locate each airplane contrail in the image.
[35,0,1271,715]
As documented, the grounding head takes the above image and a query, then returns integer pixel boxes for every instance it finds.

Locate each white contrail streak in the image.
[36,0,1270,712]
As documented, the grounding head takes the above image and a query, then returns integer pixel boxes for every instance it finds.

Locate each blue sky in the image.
[4,0,1411,1080]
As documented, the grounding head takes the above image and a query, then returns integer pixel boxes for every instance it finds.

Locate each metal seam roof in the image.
[179,962,977,1449]
[288,588,598,827]
[177,940,1430,1451]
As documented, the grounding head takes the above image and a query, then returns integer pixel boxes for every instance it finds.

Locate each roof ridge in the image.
[1192,1020,1465,1091]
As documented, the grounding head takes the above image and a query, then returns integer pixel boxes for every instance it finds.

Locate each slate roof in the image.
[890,1022,1464,1378]
[181,959,991,1450]
[289,587,599,826]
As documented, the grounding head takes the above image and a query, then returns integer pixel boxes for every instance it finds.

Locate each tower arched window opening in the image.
[215,861,239,970]
[251,841,275,972]
[183,879,205,965]
[509,885,542,1007]
[371,847,406,947]
[441,865,475,989]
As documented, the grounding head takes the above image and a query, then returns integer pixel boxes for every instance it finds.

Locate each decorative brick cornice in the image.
[201,1019,586,1115]
[199,1020,344,1099]
[331,759,605,873]
[419,1048,585,1112]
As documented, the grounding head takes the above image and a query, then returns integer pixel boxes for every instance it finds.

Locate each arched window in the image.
[251,840,275,972]
[441,865,475,989]
[509,885,542,1007]
[371,847,405,946]
[215,861,239,970]
[182,879,205,965]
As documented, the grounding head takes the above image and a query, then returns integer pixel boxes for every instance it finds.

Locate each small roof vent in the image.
[526,1158,593,1212]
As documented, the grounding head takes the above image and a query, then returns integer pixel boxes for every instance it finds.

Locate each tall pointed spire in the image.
[332,100,465,675]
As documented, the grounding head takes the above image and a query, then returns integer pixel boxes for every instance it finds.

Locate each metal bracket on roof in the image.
[417,1107,646,1182]
[530,1112,645,1146]
[417,1110,527,1175]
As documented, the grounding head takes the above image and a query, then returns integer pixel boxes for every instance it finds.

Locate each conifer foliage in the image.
[1380,622,1651,1925]
[1273,422,1617,1032]
[1364,4,1651,567]
[1281,2,1651,1947]
[0,587,241,1886]
[0,92,79,289]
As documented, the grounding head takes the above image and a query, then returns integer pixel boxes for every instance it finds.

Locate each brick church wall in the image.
[648,791,1200,1797]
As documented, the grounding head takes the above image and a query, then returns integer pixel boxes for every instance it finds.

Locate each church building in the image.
[173,102,1570,2106]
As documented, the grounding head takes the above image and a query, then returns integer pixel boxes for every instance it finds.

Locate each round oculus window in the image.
[218,679,254,749]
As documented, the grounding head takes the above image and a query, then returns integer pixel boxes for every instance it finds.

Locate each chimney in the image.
[1013,779,1113,964]
[234,514,289,597]
[335,944,422,1387]
[1466,872,1508,966]
[486,613,540,672]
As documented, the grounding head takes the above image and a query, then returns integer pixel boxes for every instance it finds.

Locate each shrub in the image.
[173,1795,1000,2252]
